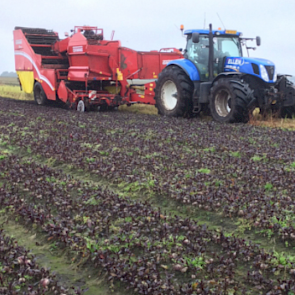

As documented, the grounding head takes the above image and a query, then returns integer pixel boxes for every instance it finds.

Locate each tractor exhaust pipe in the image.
[208,23,214,81]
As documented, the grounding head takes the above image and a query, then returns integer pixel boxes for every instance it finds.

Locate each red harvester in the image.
[13,26,182,111]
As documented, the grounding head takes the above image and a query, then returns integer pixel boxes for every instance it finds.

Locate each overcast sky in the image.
[1,0,295,75]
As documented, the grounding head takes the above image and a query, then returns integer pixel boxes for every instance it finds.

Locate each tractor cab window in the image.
[186,35,210,81]
[213,36,242,74]
[213,37,242,59]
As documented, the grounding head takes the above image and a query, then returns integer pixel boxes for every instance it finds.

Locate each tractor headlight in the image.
[273,67,277,82]
[260,65,269,82]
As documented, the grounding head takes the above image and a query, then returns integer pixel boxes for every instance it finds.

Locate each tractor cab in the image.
[184,29,244,81]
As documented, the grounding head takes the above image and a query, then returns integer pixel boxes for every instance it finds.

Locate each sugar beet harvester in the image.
[13,26,182,112]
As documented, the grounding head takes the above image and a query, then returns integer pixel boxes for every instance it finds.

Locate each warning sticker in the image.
[73,46,83,53]
[162,60,172,65]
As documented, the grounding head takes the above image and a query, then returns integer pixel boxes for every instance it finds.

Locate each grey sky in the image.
[1,0,295,74]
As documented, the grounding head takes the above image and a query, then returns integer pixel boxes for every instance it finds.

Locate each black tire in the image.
[154,66,193,117]
[209,78,253,123]
[280,106,295,118]
[278,83,295,118]
[274,77,295,118]
[34,82,47,105]
[99,104,109,112]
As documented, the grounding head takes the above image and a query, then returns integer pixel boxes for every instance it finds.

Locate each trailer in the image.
[13,26,182,111]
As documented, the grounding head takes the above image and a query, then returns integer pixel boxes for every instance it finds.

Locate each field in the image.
[1,95,295,295]
[0,77,34,100]
[0,77,19,86]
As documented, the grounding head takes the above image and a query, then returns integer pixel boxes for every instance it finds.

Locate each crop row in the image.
[1,153,295,294]
[1,98,295,161]
[0,228,82,295]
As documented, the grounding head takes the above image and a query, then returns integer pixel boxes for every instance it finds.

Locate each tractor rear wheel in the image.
[154,66,193,117]
[209,78,253,123]
[34,82,47,105]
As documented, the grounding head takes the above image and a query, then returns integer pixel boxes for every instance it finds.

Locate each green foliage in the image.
[83,216,90,224]
[271,251,295,268]
[235,219,252,235]
[271,211,295,229]
[184,255,205,269]
[0,140,8,147]
[256,228,274,239]
[86,157,96,163]
[185,173,191,178]
[49,242,58,252]
[230,151,241,158]
[124,217,132,223]
[203,146,216,152]
[198,168,211,174]
[46,176,56,183]
[251,154,266,162]
[264,182,273,191]
[85,237,99,253]
[84,196,100,205]
[99,151,109,156]
[122,181,141,192]
[0,155,7,160]
[145,152,160,159]
[214,180,223,187]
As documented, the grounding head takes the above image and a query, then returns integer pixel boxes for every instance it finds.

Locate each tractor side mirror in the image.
[256,36,261,46]
[192,32,200,43]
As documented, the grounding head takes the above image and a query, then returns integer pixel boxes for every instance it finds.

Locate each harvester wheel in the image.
[280,106,295,118]
[34,82,47,105]
[77,100,85,112]
[154,66,193,117]
[209,78,253,123]
[274,77,295,118]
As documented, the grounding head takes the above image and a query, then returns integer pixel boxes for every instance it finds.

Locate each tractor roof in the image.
[184,29,241,36]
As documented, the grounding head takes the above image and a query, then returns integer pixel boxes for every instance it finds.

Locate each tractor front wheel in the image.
[34,82,47,105]
[209,78,253,123]
[154,66,193,117]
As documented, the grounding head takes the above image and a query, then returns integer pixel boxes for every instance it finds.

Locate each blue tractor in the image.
[154,24,295,123]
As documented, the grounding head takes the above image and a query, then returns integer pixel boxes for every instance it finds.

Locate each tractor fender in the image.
[211,72,243,85]
[167,59,200,81]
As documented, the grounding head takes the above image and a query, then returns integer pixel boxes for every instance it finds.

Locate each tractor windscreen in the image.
[186,34,242,81]
[213,36,242,58]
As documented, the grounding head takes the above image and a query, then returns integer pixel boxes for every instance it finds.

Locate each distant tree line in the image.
[0,71,17,77]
